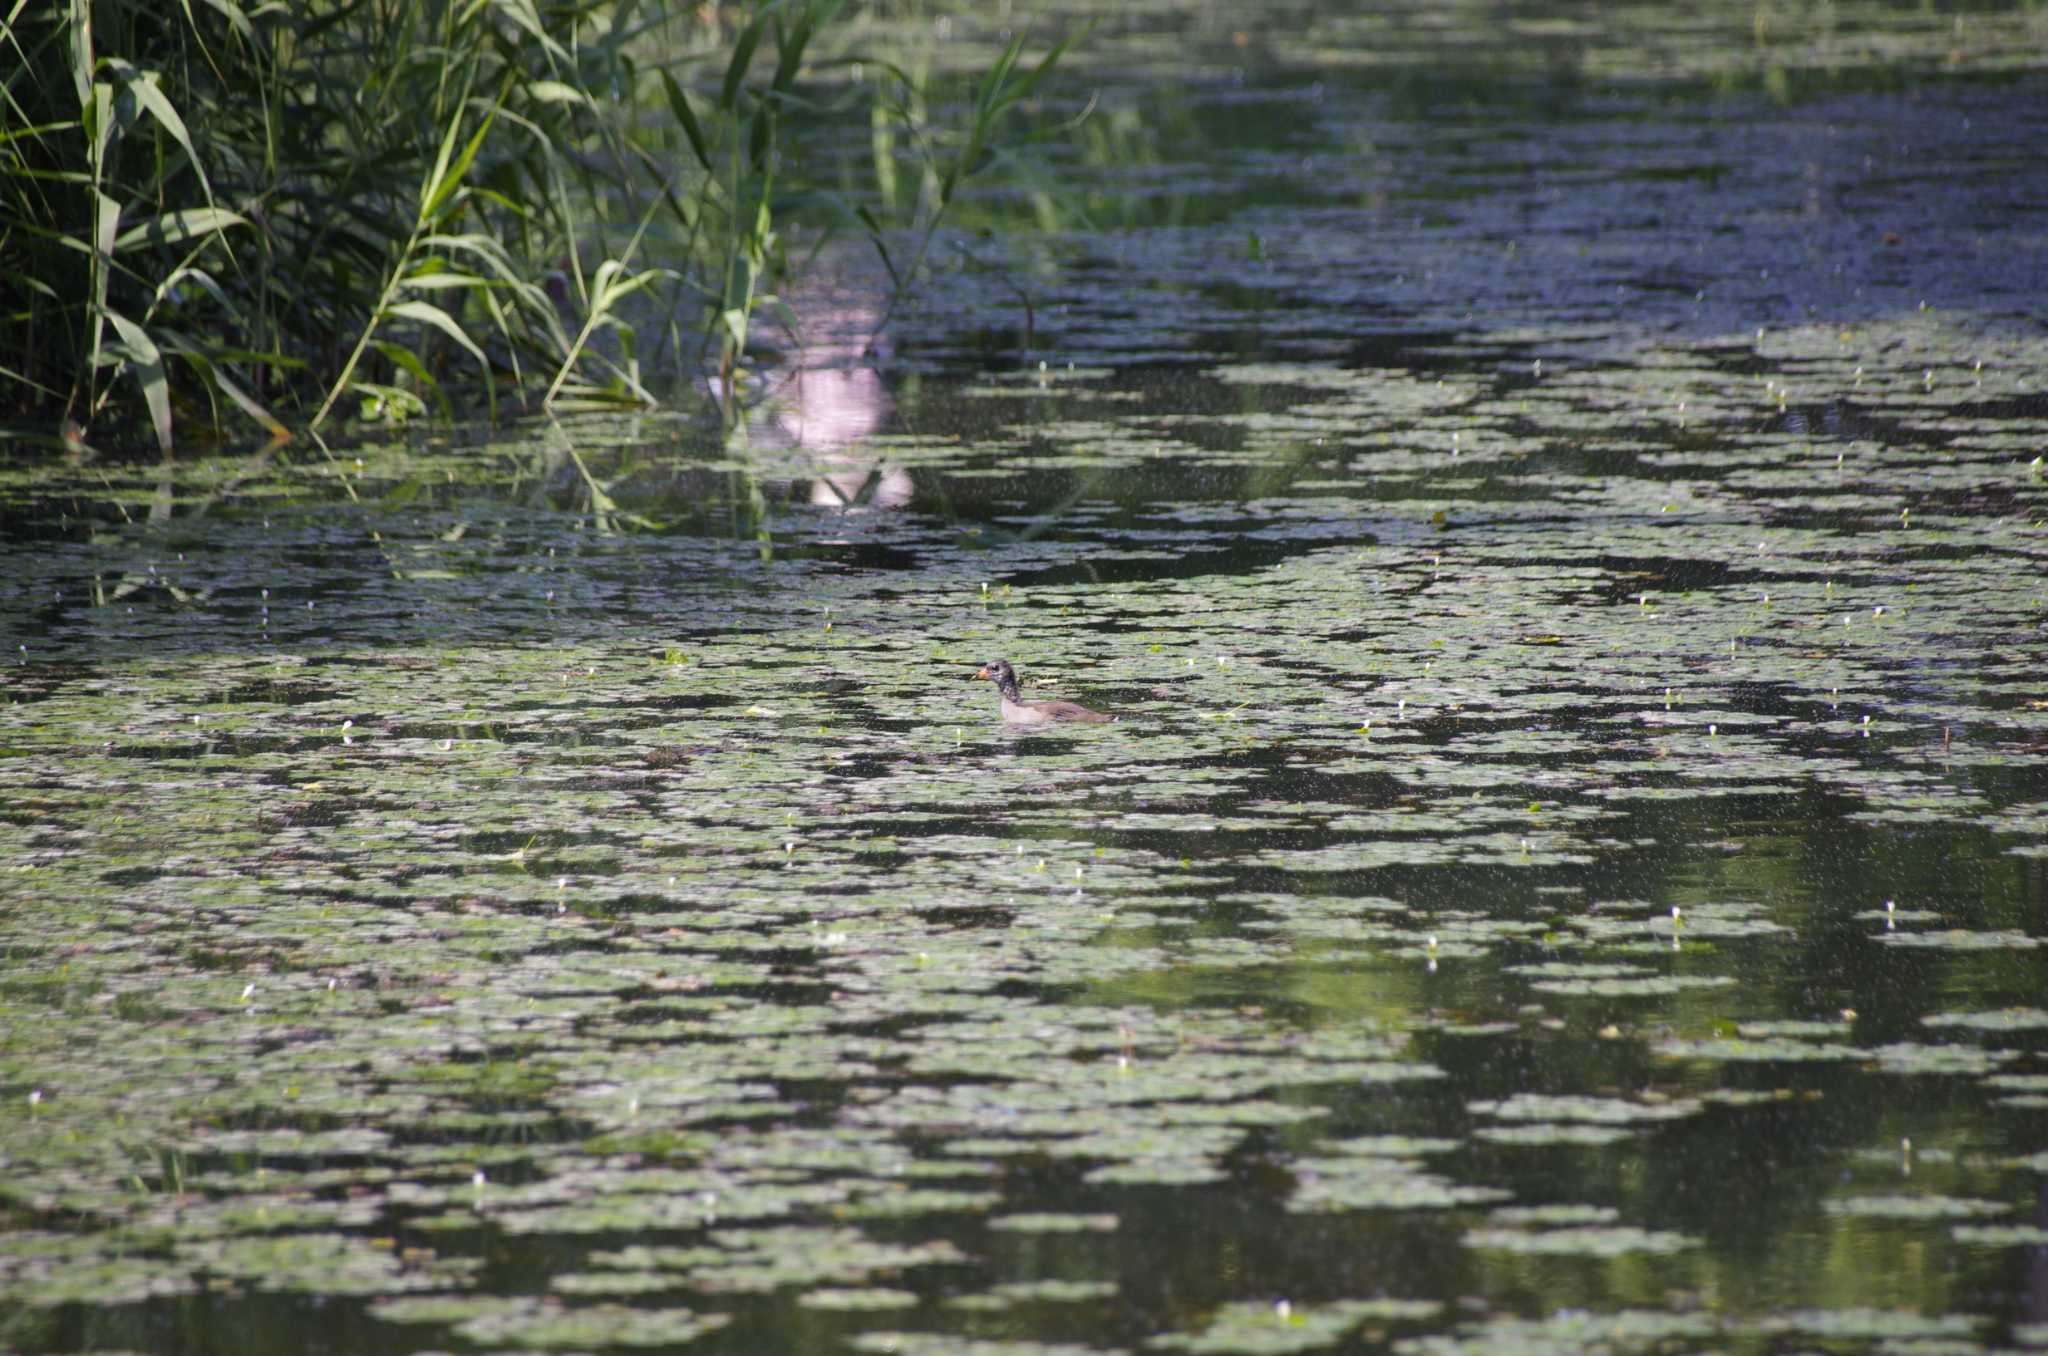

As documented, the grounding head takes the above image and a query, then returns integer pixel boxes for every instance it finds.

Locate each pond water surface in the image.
[4,11,2048,1356]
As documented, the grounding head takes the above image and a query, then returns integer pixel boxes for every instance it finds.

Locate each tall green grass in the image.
[0,0,1080,452]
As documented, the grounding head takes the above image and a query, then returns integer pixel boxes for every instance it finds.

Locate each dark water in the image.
[4,13,2048,1356]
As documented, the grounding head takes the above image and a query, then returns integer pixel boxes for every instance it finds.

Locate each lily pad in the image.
[1462,1224,1698,1256]
[1921,1008,2048,1032]
[1823,1195,2010,1220]
[1148,1298,1443,1354]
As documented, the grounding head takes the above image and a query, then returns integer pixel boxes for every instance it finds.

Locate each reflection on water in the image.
[744,297,915,512]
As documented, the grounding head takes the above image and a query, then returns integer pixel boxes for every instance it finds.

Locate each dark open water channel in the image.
[4,8,2048,1354]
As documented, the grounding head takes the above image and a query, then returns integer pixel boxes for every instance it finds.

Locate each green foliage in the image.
[0,0,1084,449]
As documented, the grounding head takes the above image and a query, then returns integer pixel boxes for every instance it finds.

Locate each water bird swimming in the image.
[973,660,1115,725]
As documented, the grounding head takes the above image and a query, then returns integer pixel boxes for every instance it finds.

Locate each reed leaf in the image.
[100,308,171,452]
[113,206,245,253]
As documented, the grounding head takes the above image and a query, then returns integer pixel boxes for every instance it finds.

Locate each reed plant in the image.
[0,0,1081,452]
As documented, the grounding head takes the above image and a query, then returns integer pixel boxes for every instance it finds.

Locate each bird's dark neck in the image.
[994,673,1024,701]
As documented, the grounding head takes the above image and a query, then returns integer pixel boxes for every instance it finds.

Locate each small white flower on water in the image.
[241,983,255,1000]
[441,738,452,750]
[342,719,353,730]
[327,978,336,991]
[28,1089,41,1107]
[1275,1300,1292,1322]
[473,1171,487,1188]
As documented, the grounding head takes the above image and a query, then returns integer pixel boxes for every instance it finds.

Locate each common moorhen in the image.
[974,660,1115,725]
